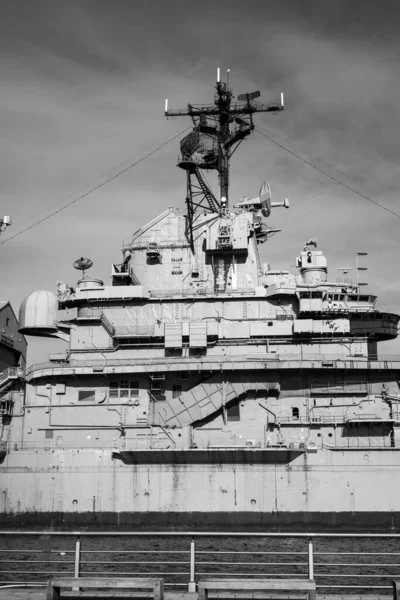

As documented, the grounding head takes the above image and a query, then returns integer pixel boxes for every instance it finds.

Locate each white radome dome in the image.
[19,290,58,336]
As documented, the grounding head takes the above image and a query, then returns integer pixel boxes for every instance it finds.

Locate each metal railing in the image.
[0,367,23,385]
[1,531,400,592]
[149,288,257,298]
[25,353,400,377]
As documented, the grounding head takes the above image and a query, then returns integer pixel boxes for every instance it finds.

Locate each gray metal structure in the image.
[1,75,400,529]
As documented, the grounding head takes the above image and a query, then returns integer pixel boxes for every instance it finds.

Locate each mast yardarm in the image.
[165,70,284,226]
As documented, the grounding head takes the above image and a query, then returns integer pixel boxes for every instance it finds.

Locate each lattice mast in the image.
[165,68,284,220]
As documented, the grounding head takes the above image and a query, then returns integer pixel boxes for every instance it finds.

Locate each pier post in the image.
[308,537,314,580]
[73,536,81,591]
[188,537,196,592]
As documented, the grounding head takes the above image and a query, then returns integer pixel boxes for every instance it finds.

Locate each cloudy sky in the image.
[1,0,399,363]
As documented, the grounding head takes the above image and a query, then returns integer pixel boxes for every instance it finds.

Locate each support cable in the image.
[0,126,190,246]
[255,128,400,219]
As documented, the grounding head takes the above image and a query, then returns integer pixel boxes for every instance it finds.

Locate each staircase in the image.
[194,167,221,212]
[0,368,24,391]
[153,375,261,428]
[100,313,116,338]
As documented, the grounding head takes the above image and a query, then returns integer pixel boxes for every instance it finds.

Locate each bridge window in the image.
[120,380,130,398]
[227,403,240,422]
[110,381,139,398]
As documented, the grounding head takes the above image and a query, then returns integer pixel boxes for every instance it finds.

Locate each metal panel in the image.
[293,319,313,334]
[164,323,182,348]
[249,322,271,336]
[189,322,207,348]
[220,322,250,339]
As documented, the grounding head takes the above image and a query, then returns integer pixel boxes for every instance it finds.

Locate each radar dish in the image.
[73,257,93,272]
[238,90,261,102]
[259,181,272,218]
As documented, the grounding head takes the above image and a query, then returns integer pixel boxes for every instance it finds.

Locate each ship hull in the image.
[0,510,397,531]
[1,447,399,530]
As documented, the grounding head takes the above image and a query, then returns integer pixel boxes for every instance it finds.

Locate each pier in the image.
[0,531,399,600]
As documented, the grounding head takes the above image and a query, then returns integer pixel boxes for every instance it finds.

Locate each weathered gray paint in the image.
[2,80,400,529]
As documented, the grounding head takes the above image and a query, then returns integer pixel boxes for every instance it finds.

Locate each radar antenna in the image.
[73,257,93,279]
[165,69,284,250]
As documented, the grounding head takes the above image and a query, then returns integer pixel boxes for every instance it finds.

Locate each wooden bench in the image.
[46,576,164,600]
[393,580,400,600]
[198,578,316,600]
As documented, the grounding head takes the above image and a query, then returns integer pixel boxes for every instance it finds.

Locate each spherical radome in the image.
[19,290,58,336]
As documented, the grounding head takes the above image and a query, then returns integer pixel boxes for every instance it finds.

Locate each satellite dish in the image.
[259,181,272,218]
[73,257,93,276]
[237,90,261,102]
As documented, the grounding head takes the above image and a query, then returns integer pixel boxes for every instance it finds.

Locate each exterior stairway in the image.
[0,367,24,391]
[153,375,280,428]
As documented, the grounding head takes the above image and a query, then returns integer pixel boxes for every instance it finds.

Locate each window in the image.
[226,403,240,422]
[130,382,139,397]
[292,407,299,420]
[110,381,139,398]
[45,430,53,439]
[5,318,10,326]
[79,390,96,402]
[110,382,119,398]
[120,380,130,398]
[172,385,182,399]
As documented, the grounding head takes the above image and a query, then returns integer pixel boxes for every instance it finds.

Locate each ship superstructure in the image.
[1,74,400,528]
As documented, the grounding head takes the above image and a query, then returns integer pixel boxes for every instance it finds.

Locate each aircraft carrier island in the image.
[1,74,400,529]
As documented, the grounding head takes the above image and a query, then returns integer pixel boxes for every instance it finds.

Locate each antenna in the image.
[356,252,368,287]
[73,257,93,279]
[237,90,261,102]
[227,68,230,88]
[281,92,284,108]
[165,73,284,247]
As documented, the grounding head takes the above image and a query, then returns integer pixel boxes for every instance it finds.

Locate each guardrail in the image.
[0,367,24,385]
[149,288,257,298]
[25,353,400,377]
[1,531,400,592]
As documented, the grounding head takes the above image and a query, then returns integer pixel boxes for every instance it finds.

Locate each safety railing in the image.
[0,367,24,385]
[1,531,400,592]
[24,352,400,379]
[149,288,257,298]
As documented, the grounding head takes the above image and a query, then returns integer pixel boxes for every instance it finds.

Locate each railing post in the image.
[188,537,196,592]
[308,537,314,580]
[73,536,81,591]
